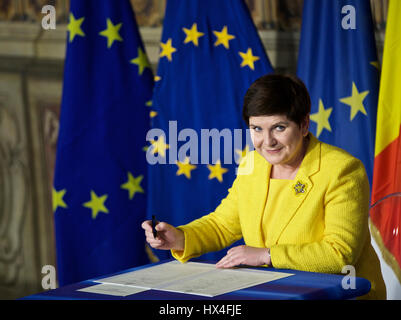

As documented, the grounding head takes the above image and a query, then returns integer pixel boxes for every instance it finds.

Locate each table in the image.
[21,260,370,300]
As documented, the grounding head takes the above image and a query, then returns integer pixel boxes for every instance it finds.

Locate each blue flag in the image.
[147,0,274,261]
[54,0,153,285]
[297,0,379,186]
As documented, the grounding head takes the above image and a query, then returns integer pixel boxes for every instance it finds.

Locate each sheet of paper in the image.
[158,267,294,297]
[97,261,215,289]
[96,261,294,297]
[77,283,149,297]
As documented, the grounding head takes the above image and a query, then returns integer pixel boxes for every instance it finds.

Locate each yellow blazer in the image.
[172,133,386,299]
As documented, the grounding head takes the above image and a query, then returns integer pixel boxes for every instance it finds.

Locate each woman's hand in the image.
[216,245,271,268]
[141,220,185,251]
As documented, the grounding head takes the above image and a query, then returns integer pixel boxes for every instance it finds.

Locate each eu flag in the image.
[297,0,379,186]
[53,0,153,285]
[147,0,273,261]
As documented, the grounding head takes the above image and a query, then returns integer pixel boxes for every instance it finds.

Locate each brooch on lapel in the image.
[293,180,307,196]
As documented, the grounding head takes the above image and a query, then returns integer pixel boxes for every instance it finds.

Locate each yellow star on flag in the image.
[339,82,369,121]
[213,26,235,49]
[121,173,144,200]
[182,23,204,47]
[99,18,123,48]
[130,47,151,75]
[160,38,177,62]
[150,135,170,158]
[207,160,228,183]
[310,99,333,138]
[239,48,260,70]
[52,188,68,212]
[176,157,197,179]
[370,61,380,70]
[83,190,109,219]
[146,100,155,117]
[67,13,85,43]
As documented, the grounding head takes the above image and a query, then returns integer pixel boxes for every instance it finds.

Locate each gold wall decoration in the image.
[0,0,389,31]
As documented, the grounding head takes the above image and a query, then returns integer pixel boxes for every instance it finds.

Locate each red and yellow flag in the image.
[370,0,401,283]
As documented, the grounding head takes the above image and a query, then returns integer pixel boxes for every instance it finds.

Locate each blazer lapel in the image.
[250,151,271,246]
[269,133,321,245]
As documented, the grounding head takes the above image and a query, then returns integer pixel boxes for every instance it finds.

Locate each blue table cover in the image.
[21,260,370,300]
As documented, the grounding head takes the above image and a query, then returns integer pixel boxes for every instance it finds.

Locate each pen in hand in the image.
[142,218,185,251]
[152,215,158,239]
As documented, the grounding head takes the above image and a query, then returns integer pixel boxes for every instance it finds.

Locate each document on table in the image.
[157,267,292,297]
[77,283,149,297]
[98,261,216,289]
[94,261,294,297]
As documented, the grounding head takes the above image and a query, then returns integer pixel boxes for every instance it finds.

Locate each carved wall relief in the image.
[0,89,29,295]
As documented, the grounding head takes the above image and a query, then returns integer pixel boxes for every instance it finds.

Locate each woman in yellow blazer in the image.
[142,74,386,299]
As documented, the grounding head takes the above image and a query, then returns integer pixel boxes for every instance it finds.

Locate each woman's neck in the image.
[270,166,298,180]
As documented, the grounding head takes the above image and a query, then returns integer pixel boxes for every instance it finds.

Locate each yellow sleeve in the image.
[171,174,243,263]
[270,158,370,273]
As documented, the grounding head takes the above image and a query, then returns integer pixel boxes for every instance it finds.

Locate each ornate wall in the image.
[0,0,388,299]
[0,0,389,30]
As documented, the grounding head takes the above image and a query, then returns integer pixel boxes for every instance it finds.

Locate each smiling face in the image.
[249,114,309,168]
